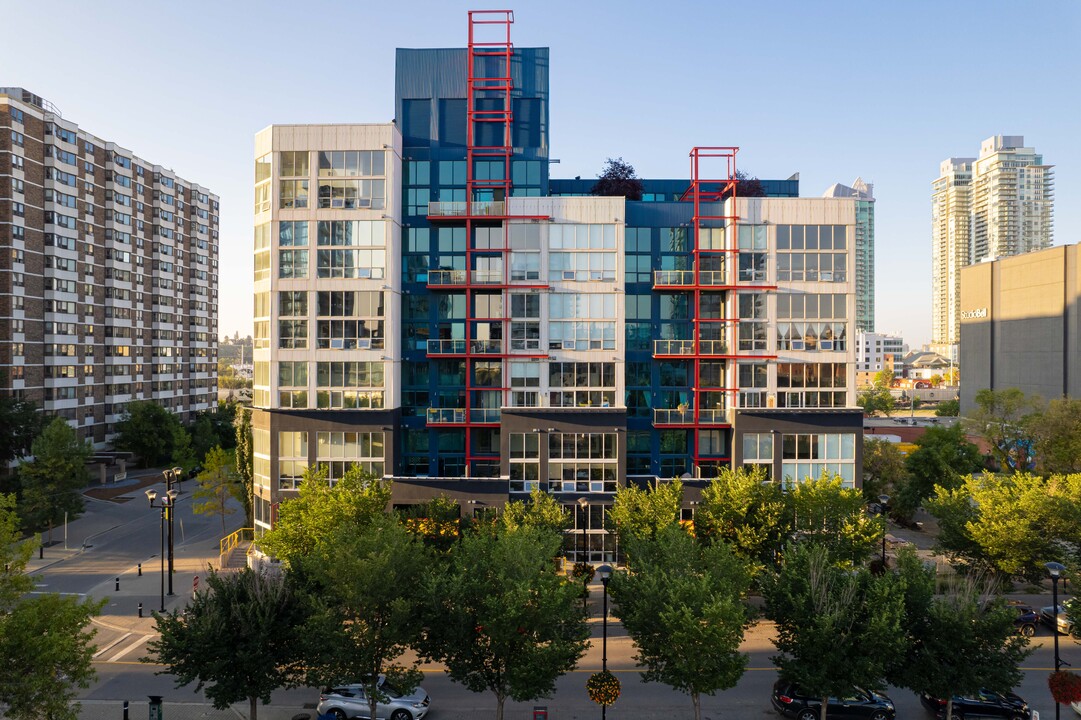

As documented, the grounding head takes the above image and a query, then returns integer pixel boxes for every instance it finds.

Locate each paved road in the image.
[30,483,1081,720]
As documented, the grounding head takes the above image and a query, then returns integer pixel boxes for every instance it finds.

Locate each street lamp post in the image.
[577,497,589,613]
[1046,561,1067,720]
[597,564,613,720]
[877,494,890,567]
[146,489,178,611]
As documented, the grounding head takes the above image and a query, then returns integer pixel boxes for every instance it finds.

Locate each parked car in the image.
[771,680,895,720]
[1072,699,1081,716]
[1041,604,1076,635]
[317,676,430,720]
[1008,600,1039,637]
[919,689,1031,719]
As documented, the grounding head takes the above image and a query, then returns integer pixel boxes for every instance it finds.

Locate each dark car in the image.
[771,680,895,720]
[1008,601,1039,637]
[919,689,1031,719]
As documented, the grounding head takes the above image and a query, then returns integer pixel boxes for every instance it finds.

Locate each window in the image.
[315,431,385,480]
[547,224,618,282]
[548,433,618,493]
[279,179,309,209]
[776,225,848,282]
[509,433,541,492]
[279,151,309,178]
[316,291,384,350]
[548,293,618,351]
[277,362,308,408]
[776,363,847,408]
[781,433,856,487]
[737,292,767,352]
[509,362,541,407]
[278,291,307,316]
[548,362,616,408]
[278,432,308,490]
[11,130,24,147]
[9,107,24,124]
[317,151,385,177]
[315,221,386,279]
[738,225,768,282]
[279,250,308,279]
[315,362,385,409]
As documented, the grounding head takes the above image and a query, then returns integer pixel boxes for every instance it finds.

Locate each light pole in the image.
[868,494,890,567]
[597,564,612,720]
[1046,561,1066,720]
[146,488,178,610]
[577,497,589,613]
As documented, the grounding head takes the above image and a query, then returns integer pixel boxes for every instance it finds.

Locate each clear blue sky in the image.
[6,0,1079,348]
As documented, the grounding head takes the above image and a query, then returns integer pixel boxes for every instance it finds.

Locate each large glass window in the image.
[776,363,847,408]
[509,433,541,493]
[549,433,618,493]
[278,431,308,490]
[549,362,616,408]
[317,150,385,177]
[316,221,386,279]
[776,225,848,282]
[316,291,384,350]
[781,433,856,487]
[315,362,385,409]
[315,431,385,480]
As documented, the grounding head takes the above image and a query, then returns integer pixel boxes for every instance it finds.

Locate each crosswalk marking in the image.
[93,632,131,659]
[109,635,151,662]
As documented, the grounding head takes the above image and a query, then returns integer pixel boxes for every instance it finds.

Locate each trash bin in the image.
[533,706,548,720]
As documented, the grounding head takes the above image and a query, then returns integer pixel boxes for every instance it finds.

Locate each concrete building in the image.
[250,12,864,561]
[959,243,1081,413]
[932,137,1054,362]
[823,178,874,333]
[855,330,905,380]
[0,88,219,445]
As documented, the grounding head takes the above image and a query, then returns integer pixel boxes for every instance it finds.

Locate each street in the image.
[30,480,1081,720]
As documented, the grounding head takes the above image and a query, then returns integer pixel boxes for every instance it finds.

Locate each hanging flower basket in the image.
[1049,670,1081,705]
[587,670,621,706]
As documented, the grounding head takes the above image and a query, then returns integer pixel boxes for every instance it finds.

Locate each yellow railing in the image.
[220,527,253,557]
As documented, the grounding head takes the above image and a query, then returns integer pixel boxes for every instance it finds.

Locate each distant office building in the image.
[823,178,874,333]
[959,243,1080,413]
[0,88,219,445]
[932,136,1054,362]
[855,331,905,377]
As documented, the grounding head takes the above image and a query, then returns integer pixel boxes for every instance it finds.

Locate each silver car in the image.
[317,676,430,720]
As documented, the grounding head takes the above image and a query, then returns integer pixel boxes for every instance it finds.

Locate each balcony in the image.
[427,408,466,424]
[653,339,695,356]
[470,408,501,423]
[427,269,506,287]
[697,408,729,424]
[425,339,503,355]
[699,340,729,355]
[427,201,505,219]
[653,270,695,288]
[654,407,695,425]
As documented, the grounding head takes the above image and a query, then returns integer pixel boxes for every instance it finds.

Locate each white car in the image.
[317,676,430,720]
[1072,699,1081,716]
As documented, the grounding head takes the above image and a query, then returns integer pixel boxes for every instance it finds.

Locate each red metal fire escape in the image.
[652,147,777,474]
[424,10,548,476]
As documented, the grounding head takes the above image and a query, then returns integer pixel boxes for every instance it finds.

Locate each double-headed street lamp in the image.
[869,494,890,567]
[146,488,178,611]
[1046,561,1067,720]
[597,564,613,720]
[164,466,185,494]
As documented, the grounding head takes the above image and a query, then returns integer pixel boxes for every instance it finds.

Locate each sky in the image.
[5,0,1080,348]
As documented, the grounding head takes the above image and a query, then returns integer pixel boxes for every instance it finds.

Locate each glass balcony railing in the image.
[654,408,695,425]
[427,201,505,217]
[699,340,729,355]
[427,408,466,424]
[698,270,727,285]
[653,270,695,286]
[654,339,695,355]
[470,408,501,423]
[427,269,468,285]
[698,408,729,424]
[427,339,467,355]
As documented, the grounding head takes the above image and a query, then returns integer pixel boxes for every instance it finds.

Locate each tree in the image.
[190,414,219,462]
[861,438,908,509]
[17,417,92,534]
[399,495,461,552]
[591,157,643,201]
[0,385,43,466]
[610,525,751,720]
[233,407,254,526]
[965,388,1038,471]
[608,478,683,545]
[1028,397,1081,474]
[170,423,197,474]
[761,543,906,720]
[112,401,185,467]
[500,486,570,535]
[420,527,589,720]
[733,169,766,198]
[887,552,1031,720]
[857,384,894,417]
[695,466,788,571]
[257,465,391,570]
[192,446,241,533]
[895,424,982,521]
[0,494,103,720]
[146,568,314,720]
[935,399,960,417]
[927,472,1076,581]
[789,475,882,566]
[305,517,431,720]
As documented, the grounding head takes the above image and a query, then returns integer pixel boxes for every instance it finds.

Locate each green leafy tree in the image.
[420,527,589,720]
[17,417,92,534]
[0,494,104,720]
[695,466,788,571]
[1029,397,1081,474]
[190,414,218,462]
[928,472,1074,581]
[257,465,391,570]
[233,407,254,526]
[306,517,431,720]
[610,525,752,720]
[965,388,1038,470]
[857,385,894,417]
[861,438,908,508]
[501,486,570,535]
[0,385,43,467]
[113,400,184,467]
[591,157,643,201]
[192,446,241,533]
[146,568,314,720]
[887,552,1031,720]
[789,475,882,566]
[608,478,683,544]
[762,543,906,720]
[895,424,982,521]
[935,399,960,417]
[399,495,462,552]
[170,423,197,474]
